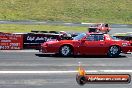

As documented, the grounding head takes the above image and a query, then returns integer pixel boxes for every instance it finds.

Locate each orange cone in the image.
[78,62,86,76]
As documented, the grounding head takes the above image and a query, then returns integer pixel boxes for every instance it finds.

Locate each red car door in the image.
[80,34,108,55]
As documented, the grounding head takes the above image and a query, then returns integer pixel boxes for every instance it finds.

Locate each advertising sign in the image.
[23,33,61,49]
[0,33,23,50]
[76,64,131,85]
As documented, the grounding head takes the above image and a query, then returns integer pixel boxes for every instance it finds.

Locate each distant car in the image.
[89,23,111,33]
[40,32,132,57]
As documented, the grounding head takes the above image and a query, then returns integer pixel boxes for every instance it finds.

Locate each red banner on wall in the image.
[0,32,23,50]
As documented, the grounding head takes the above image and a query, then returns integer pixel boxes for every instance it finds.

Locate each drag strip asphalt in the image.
[0,27,132,88]
[0,51,132,88]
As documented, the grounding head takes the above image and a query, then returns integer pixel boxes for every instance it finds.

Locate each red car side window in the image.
[86,34,104,41]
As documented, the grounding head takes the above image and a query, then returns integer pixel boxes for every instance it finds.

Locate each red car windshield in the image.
[73,33,86,40]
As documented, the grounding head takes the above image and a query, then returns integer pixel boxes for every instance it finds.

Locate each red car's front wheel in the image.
[59,45,73,57]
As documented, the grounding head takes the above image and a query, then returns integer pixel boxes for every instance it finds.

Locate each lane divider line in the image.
[0,71,78,74]
[0,70,132,74]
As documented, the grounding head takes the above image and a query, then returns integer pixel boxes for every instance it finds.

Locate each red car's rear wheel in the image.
[107,46,121,57]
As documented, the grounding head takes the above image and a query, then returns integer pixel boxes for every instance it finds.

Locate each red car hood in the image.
[45,40,75,44]
[45,40,59,44]
[45,39,76,44]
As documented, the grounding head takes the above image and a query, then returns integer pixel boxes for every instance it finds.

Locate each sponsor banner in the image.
[23,33,61,49]
[76,74,131,85]
[0,33,23,50]
[85,74,131,83]
[76,63,131,85]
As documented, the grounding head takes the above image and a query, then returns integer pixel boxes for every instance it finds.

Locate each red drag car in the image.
[89,23,111,33]
[40,33,132,57]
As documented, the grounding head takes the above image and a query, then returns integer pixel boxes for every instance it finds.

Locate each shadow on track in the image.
[35,54,127,58]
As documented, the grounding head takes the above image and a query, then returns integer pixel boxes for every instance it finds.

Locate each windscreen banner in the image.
[0,32,23,50]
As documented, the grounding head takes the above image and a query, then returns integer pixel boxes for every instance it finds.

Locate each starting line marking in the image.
[0,70,132,74]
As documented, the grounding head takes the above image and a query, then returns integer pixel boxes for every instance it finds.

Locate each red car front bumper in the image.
[40,45,58,54]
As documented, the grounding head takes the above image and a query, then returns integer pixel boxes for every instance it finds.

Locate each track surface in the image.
[0,51,132,88]
[0,20,132,28]
[0,27,132,88]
